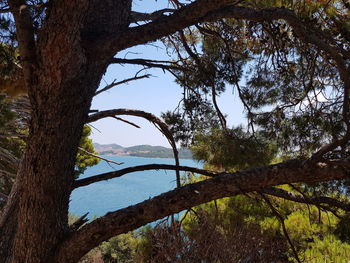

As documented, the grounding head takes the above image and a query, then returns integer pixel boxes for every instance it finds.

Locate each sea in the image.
[69,156,202,218]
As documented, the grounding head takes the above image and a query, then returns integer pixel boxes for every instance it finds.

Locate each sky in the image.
[89,1,246,147]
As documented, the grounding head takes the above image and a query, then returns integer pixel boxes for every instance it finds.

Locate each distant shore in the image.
[93,143,193,159]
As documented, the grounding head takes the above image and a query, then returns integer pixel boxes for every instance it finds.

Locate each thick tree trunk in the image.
[0,68,104,263]
[0,1,131,262]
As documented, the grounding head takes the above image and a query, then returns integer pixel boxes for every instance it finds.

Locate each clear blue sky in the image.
[90,1,246,147]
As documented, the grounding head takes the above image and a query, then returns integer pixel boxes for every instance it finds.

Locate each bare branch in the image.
[77,147,123,166]
[75,161,350,210]
[56,159,349,263]
[110,58,185,71]
[111,116,141,129]
[95,74,151,96]
[73,164,217,189]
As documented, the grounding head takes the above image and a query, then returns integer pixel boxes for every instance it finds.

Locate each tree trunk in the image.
[0,67,104,263]
[0,1,131,261]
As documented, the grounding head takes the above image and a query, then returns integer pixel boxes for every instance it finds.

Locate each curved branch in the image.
[87,109,181,186]
[55,159,349,263]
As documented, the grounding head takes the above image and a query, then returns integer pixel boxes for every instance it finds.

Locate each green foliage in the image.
[191,127,276,171]
[99,233,136,263]
[0,44,18,78]
[303,235,350,263]
[164,0,350,159]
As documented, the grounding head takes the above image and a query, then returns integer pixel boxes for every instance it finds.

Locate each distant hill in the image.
[93,143,193,159]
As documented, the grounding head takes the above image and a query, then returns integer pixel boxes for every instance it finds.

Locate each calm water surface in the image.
[69,156,202,218]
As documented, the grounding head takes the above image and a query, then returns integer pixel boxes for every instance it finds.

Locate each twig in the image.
[111,116,141,128]
[110,58,185,71]
[94,74,151,96]
[77,147,123,165]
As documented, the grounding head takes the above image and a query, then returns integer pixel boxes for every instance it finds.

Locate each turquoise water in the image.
[69,156,202,218]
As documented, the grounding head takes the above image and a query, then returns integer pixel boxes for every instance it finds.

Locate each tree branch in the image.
[74,162,350,212]
[111,116,141,129]
[311,131,350,160]
[95,74,151,96]
[203,6,347,76]
[262,186,350,212]
[56,159,349,262]
[110,5,346,77]
[8,0,37,87]
[73,164,218,189]
[0,8,10,13]
[77,147,123,166]
[110,58,185,71]
[130,9,176,23]
[260,194,302,263]
[104,0,233,51]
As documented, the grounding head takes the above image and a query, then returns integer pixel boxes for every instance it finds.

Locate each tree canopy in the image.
[0,0,350,262]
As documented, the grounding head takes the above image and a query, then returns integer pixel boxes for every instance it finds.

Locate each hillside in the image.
[93,143,193,159]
